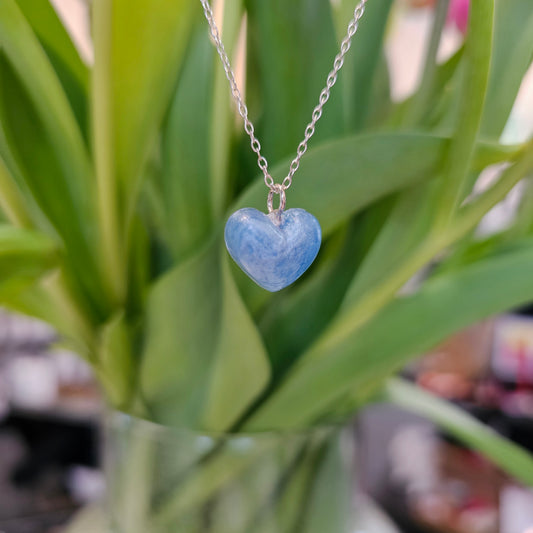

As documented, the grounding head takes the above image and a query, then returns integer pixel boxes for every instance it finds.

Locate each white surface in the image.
[51,0,93,64]
[500,485,533,533]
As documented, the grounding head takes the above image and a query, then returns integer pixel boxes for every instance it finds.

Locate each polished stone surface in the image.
[225,207,321,292]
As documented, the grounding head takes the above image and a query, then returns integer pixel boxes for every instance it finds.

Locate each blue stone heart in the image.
[225,207,322,292]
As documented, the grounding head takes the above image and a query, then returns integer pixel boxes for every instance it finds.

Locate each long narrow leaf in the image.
[140,238,222,426]
[0,154,32,228]
[91,0,197,303]
[209,0,243,218]
[246,240,533,429]
[0,225,57,281]
[92,0,197,203]
[334,0,394,131]
[385,378,533,487]
[14,0,88,88]
[161,25,214,259]
[388,46,464,130]
[234,133,516,238]
[6,273,95,359]
[341,181,439,309]
[480,0,533,139]
[141,236,271,431]
[434,0,494,223]
[0,0,103,312]
[0,0,92,204]
[246,0,342,164]
[259,221,370,376]
[202,253,271,431]
[14,0,89,135]
[402,0,450,128]
[0,57,104,316]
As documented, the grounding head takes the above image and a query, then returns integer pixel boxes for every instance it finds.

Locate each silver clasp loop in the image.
[267,184,286,215]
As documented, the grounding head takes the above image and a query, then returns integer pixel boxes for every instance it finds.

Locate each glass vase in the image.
[104,412,358,533]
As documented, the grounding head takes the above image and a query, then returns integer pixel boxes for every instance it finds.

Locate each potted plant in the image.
[1,0,533,531]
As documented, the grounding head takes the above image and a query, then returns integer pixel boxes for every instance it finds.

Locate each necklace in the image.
[201,0,368,292]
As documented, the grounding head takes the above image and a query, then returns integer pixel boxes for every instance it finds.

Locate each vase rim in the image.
[106,409,355,442]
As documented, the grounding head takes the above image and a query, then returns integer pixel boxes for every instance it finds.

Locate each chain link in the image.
[200,0,367,197]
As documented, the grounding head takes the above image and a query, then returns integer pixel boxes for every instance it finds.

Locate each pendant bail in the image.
[267,184,286,215]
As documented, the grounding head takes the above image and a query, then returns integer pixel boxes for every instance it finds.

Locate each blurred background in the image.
[1,0,532,532]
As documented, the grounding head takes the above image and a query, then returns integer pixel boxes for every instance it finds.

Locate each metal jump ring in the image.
[267,185,286,214]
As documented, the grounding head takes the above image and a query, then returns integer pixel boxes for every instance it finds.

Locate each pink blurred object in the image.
[448,0,470,34]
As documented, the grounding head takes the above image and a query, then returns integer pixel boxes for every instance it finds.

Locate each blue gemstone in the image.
[224,207,322,292]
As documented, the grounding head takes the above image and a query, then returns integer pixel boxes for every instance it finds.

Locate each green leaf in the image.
[388,45,464,130]
[300,434,353,533]
[511,178,533,237]
[5,273,95,360]
[0,225,57,282]
[0,123,58,234]
[0,0,102,313]
[385,378,533,486]
[160,26,214,259]
[402,0,450,129]
[480,0,533,139]
[0,0,92,201]
[14,0,88,89]
[0,154,32,228]
[259,220,372,377]
[0,56,104,316]
[365,51,393,130]
[140,238,222,426]
[0,62,82,237]
[141,236,271,430]
[456,138,533,232]
[230,259,273,316]
[14,0,89,136]
[92,0,197,208]
[246,239,533,429]
[96,311,134,409]
[153,437,301,526]
[202,253,271,431]
[91,0,197,302]
[126,214,150,319]
[434,233,523,277]
[434,0,495,224]
[209,0,244,218]
[327,142,531,348]
[341,181,439,310]
[273,442,329,532]
[245,0,342,164]
[334,0,394,131]
[234,132,516,238]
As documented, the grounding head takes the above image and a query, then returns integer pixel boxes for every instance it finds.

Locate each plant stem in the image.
[291,443,330,533]
[239,444,309,532]
[113,426,155,533]
[152,440,275,526]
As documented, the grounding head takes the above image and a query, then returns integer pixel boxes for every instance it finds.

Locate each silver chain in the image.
[200,0,368,204]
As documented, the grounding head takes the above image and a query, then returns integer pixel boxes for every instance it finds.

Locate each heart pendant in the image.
[224,207,322,292]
